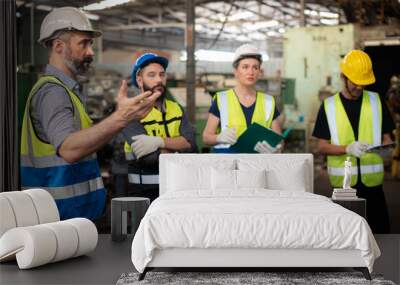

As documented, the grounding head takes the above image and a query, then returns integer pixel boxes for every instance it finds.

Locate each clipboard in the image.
[365,143,395,153]
[229,123,291,153]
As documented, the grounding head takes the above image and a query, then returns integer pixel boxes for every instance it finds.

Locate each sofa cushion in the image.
[0,189,98,270]
[0,218,97,269]
[23,189,60,223]
[0,191,39,228]
[0,196,17,238]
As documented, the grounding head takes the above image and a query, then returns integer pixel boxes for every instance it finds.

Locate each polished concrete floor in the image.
[1,235,399,285]
[0,235,133,285]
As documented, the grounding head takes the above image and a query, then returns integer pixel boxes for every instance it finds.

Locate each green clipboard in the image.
[229,123,292,153]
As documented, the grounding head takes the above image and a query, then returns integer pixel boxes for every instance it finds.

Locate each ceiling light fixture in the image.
[320,18,339,25]
[180,49,269,62]
[243,20,279,31]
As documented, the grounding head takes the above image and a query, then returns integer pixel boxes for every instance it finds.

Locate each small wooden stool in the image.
[111,197,150,242]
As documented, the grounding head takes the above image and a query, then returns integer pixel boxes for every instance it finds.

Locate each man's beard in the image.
[64,48,93,76]
[348,86,363,99]
[143,82,167,100]
[344,78,363,99]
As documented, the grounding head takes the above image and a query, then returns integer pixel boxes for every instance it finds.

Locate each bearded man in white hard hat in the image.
[202,43,282,153]
[20,7,160,221]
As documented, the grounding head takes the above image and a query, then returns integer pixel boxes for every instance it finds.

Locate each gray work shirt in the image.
[30,65,86,152]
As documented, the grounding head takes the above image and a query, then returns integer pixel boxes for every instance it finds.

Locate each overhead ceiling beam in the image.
[104,22,185,31]
[102,29,247,51]
[199,3,287,28]
[130,14,158,25]
[258,0,298,17]
[164,7,186,22]
[230,2,273,20]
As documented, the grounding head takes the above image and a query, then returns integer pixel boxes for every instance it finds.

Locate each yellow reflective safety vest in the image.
[20,76,105,220]
[125,98,183,185]
[324,91,384,187]
[214,88,275,150]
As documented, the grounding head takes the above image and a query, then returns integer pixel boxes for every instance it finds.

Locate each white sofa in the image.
[132,153,379,280]
[0,189,98,269]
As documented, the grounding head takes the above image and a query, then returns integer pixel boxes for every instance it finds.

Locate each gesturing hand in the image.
[115,80,161,123]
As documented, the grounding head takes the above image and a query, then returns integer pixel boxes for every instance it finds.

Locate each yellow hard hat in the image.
[340,50,375,86]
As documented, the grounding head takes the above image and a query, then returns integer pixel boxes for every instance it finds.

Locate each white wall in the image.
[283,24,355,123]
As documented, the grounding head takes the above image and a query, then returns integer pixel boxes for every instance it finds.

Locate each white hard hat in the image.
[233,44,262,65]
[38,7,102,45]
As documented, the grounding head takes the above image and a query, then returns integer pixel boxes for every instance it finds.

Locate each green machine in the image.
[17,72,38,136]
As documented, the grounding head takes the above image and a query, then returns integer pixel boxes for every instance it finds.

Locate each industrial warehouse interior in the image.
[0,0,400,284]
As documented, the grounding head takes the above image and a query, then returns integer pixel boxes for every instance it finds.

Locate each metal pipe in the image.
[30,2,35,65]
[299,0,305,27]
[0,0,19,191]
[185,0,196,124]
[96,25,103,64]
[105,22,185,31]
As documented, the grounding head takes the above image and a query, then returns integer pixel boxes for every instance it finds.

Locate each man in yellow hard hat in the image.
[312,49,395,233]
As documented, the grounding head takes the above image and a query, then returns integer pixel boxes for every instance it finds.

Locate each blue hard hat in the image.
[132,53,169,87]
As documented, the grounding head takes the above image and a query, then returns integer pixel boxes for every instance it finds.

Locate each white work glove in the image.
[131,135,165,159]
[216,128,237,145]
[345,141,370,158]
[254,141,281,154]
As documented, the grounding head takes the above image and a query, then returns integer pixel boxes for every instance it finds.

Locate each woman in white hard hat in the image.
[202,44,282,153]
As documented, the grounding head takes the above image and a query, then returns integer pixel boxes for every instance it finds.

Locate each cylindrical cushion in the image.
[65,218,98,257]
[42,221,79,262]
[0,218,97,269]
[0,226,57,269]
[1,192,39,227]
[0,196,16,237]
[23,189,60,223]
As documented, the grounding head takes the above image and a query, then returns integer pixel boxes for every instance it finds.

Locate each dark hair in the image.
[233,55,262,68]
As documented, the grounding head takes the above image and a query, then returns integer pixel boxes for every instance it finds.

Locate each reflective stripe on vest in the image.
[20,76,105,220]
[21,177,104,200]
[125,99,183,185]
[124,141,135,161]
[214,89,275,149]
[128,174,159,184]
[324,91,383,187]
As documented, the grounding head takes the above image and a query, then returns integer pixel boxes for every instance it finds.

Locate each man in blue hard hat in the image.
[122,53,197,201]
